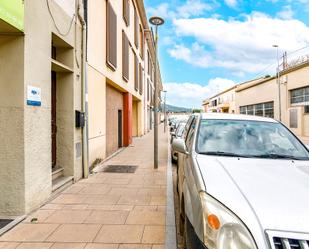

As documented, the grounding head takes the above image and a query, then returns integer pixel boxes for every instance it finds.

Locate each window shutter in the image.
[122,31,129,81]
[107,1,117,70]
[139,25,144,59]
[139,63,143,95]
[123,0,130,26]
[134,52,138,91]
[147,79,150,101]
[134,5,138,48]
[147,51,150,75]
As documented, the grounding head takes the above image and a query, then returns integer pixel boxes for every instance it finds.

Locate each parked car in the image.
[171,121,187,161]
[173,113,309,249]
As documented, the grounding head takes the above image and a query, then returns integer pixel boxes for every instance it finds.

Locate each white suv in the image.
[173,113,309,249]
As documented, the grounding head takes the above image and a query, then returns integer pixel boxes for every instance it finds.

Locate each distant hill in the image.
[161,104,192,113]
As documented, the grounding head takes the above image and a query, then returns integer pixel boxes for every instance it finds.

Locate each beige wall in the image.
[0,36,25,216]
[0,0,83,216]
[87,0,157,164]
[236,78,278,118]
[88,66,107,163]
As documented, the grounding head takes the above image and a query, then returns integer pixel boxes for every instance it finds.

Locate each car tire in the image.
[184,216,206,249]
[184,216,194,249]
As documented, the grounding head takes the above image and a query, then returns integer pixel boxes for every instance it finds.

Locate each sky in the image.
[144,0,309,108]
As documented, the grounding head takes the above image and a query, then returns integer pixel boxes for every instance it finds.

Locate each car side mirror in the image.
[172,138,188,154]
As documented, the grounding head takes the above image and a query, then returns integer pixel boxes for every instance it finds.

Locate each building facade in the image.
[202,86,237,114]
[202,62,309,144]
[0,0,86,216]
[87,0,160,164]
[236,63,309,144]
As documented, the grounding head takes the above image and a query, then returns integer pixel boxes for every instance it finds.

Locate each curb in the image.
[165,132,177,249]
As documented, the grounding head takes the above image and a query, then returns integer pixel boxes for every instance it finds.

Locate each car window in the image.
[185,118,197,150]
[176,124,185,137]
[197,119,309,160]
[183,116,194,140]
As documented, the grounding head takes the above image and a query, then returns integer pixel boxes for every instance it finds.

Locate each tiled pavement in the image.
[0,125,176,249]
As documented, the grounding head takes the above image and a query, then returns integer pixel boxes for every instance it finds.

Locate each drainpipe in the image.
[77,0,89,178]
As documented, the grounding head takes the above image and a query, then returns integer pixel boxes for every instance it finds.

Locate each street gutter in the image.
[165,133,177,249]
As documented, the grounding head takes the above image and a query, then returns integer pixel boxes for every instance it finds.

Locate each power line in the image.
[46,0,75,37]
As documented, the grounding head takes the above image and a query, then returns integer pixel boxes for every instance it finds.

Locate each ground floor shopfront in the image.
[88,68,145,166]
[0,1,84,217]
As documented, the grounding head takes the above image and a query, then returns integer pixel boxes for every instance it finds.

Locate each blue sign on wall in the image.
[27,86,41,106]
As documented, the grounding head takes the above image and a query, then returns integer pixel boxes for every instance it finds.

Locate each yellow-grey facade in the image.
[0,0,85,216]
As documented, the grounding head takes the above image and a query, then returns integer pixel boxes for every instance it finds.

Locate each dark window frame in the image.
[122,30,129,82]
[106,1,117,70]
[122,0,130,26]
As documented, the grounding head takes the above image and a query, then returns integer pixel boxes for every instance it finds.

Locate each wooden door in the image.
[118,110,123,148]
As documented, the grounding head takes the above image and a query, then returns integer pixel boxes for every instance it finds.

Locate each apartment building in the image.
[236,62,309,144]
[202,85,237,113]
[0,0,86,216]
[202,58,309,144]
[87,0,161,164]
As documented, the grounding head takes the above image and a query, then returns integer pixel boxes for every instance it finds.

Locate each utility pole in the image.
[149,16,164,169]
[273,45,282,121]
[163,90,167,133]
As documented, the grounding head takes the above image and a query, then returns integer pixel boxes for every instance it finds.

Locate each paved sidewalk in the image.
[0,125,176,249]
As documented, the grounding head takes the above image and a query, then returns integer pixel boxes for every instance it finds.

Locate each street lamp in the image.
[273,45,282,121]
[149,16,164,169]
[162,90,167,133]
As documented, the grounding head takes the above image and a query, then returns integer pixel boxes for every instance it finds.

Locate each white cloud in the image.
[277,5,294,20]
[170,13,309,73]
[176,0,213,18]
[164,78,235,108]
[147,0,214,20]
[224,0,238,8]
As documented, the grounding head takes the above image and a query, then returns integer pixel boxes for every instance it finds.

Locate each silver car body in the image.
[177,113,309,248]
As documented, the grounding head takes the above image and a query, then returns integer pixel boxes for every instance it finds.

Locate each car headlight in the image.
[200,192,257,249]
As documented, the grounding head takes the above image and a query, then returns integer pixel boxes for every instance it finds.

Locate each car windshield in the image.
[176,123,186,137]
[197,119,309,160]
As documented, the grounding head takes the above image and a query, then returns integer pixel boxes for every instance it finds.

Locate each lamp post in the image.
[273,45,282,121]
[162,90,167,133]
[149,16,164,169]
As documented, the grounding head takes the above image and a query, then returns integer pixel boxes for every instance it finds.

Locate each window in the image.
[290,109,298,128]
[305,105,309,114]
[291,86,309,104]
[134,51,138,91]
[106,1,117,70]
[240,106,246,115]
[139,25,144,59]
[139,63,143,95]
[122,31,129,81]
[255,104,263,116]
[134,4,138,48]
[239,102,274,118]
[122,0,130,26]
[147,50,150,75]
[147,79,150,101]
[185,118,197,150]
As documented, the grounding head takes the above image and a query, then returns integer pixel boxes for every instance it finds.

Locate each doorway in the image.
[51,71,57,169]
[118,110,123,148]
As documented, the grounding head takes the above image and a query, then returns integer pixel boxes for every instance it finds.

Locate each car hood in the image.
[196,155,309,233]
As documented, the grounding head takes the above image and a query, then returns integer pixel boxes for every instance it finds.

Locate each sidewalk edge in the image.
[165,133,177,249]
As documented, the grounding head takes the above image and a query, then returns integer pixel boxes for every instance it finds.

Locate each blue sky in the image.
[144,0,309,108]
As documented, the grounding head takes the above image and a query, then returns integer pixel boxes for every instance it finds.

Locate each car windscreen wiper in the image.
[199,151,251,158]
[252,153,305,160]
